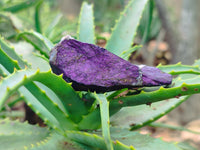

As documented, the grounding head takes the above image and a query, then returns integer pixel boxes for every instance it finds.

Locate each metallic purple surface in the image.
[49,36,172,92]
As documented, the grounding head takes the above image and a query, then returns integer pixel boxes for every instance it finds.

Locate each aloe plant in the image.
[0,0,199,150]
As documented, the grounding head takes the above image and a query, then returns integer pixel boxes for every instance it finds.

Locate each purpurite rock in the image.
[49,36,172,92]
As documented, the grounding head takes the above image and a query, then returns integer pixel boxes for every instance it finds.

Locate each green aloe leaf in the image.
[120,45,142,60]
[110,127,186,150]
[0,110,24,118]
[0,13,21,39]
[0,69,88,123]
[34,0,43,33]
[0,36,28,69]
[0,69,78,131]
[66,128,189,150]
[30,132,92,150]
[107,88,129,101]
[105,0,148,57]
[34,82,67,114]
[95,94,113,150]
[109,75,200,112]
[2,0,41,13]
[78,108,101,130]
[149,122,200,134]
[0,47,21,73]
[0,119,90,150]
[0,119,50,150]
[110,96,189,129]
[157,63,200,75]
[45,14,63,38]
[66,130,134,150]
[18,31,54,58]
[77,2,95,44]
[140,0,154,44]
[19,86,69,131]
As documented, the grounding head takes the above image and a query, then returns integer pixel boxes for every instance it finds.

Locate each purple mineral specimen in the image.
[49,35,172,92]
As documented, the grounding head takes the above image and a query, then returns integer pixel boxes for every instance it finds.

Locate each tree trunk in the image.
[156,0,200,124]
[154,0,178,60]
[167,0,200,124]
[173,0,200,64]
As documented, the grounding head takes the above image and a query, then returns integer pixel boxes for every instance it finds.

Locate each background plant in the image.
[0,0,199,149]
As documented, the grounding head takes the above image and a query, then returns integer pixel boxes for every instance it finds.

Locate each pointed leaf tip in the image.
[23,74,27,79]
[106,0,149,56]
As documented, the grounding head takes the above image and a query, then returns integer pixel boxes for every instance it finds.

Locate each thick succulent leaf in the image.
[95,94,113,150]
[34,0,43,33]
[0,119,93,150]
[26,69,87,123]
[120,45,142,60]
[66,130,134,150]
[0,71,60,131]
[19,86,63,130]
[2,0,41,13]
[0,69,88,124]
[105,0,148,57]
[0,118,48,135]
[78,109,101,130]
[0,119,50,150]
[66,128,187,150]
[0,110,24,118]
[45,14,63,38]
[77,2,95,44]
[158,63,200,75]
[0,36,28,69]
[110,127,183,150]
[150,122,200,134]
[0,70,77,131]
[106,88,129,101]
[78,92,96,111]
[47,21,78,43]
[110,96,189,129]
[18,31,54,58]
[109,75,200,111]
[140,0,154,44]
[0,47,21,73]
[30,132,92,150]
[0,13,21,39]
[34,82,67,114]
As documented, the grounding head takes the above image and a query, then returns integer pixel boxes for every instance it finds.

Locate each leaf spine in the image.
[130,146,135,150]
[6,86,10,91]
[36,68,40,74]
[23,75,27,80]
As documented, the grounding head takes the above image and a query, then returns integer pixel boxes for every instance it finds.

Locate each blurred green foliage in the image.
[0,0,161,43]
[0,0,77,43]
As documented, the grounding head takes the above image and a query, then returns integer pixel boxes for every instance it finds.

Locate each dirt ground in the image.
[140,116,200,149]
